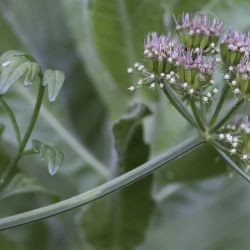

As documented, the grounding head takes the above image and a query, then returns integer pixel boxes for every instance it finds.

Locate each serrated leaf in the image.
[32,139,64,176]
[81,103,155,250]
[43,69,65,102]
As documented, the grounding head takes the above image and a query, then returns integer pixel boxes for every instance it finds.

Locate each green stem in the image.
[189,98,205,132]
[0,84,45,190]
[18,84,45,153]
[199,98,206,125]
[161,85,196,127]
[209,84,229,127]
[0,98,21,145]
[0,136,204,231]
[210,99,244,133]
[212,142,250,183]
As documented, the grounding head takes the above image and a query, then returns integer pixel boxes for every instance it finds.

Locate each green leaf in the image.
[1,0,112,172]
[32,139,64,176]
[0,173,52,201]
[140,176,250,250]
[0,51,41,94]
[43,69,65,103]
[80,103,155,250]
[113,103,151,170]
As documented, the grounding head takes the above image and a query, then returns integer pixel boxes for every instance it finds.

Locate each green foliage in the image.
[32,139,64,176]
[43,69,65,102]
[0,0,250,250]
[80,103,154,250]
[0,50,41,94]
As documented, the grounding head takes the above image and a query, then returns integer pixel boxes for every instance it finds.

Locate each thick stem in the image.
[209,84,229,127]
[210,99,244,133]
[0,136,204,231]
[161,84,196,127]
[0,84,45,190]
[189,98,205,132]
[0,98,21,145]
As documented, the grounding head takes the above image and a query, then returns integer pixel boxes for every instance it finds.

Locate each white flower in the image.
[213,88,218,94]
[170,78,176,84]
[189,89,194,94]
[128,86,135,91]
[219,134,225,140]
[127,68,133,73]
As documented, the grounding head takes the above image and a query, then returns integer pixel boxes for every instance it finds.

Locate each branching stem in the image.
[189,97,205,132]
[0,84,45,190]
[209,84,229,127]
[161,85,196,127]
[210,99,244,133]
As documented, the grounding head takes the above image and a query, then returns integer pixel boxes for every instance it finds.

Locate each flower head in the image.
[144,33,182,73]
[176,50,216,89]
[220,30,250,65]
[175,13,223,49]
[227,56,250,99]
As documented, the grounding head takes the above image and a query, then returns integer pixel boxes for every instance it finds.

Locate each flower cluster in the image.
[128,23,219,102]
[217,115,250,172]
[176,50,216,89]
[221,31,250,65]
[223,56,250,100]
[127,12,250,177]
[175,13,223,49]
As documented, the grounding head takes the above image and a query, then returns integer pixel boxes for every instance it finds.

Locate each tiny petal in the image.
[150,82,156,88]
[170,78,176,84]
[210,79,215,85]
[203,96,208,102]
[213,88,218,94]
[210,42,215,48]
[230,148,236,154]
[128,86,135,91]
[127,68,133,73]
[189,88,194,94]
[233,88,240,94]
[242,154,248,160]
[219,134,225,140]
[206,92,212,98]
[231,80,237,86]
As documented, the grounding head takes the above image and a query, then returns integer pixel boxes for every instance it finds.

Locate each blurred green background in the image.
[0,0,250,249]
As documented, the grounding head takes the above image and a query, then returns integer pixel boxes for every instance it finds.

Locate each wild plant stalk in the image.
[1,12,250,231]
